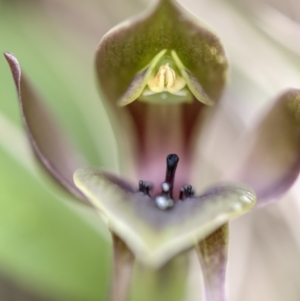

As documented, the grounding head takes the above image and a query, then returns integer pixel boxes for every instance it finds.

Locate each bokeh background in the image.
[0,0,300,300]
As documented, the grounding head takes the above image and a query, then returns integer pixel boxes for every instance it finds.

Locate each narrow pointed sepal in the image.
[96,0,227,105]
[74,168,256,267]
[233,89,300,206]
[196,223,229,301]
[110,234,135,301]
[4,52,87,201]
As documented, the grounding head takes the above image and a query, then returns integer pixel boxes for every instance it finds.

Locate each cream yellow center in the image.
[147,63,186,94]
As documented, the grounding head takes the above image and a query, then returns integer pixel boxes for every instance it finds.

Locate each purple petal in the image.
[233,89,300,206]
[4,53,87,201]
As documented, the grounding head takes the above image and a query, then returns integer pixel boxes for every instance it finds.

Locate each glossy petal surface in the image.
[74,169,256,267]
[4,53,86,201]
[234,89,300,206]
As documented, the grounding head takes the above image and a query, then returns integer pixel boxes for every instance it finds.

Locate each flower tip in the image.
[166,154,179,168]
[3,51,11,58]
[73,168,85,183]
[117,98,134,107]
[73,169,89,197]
[4,52,21,89]
[3,52,16,63]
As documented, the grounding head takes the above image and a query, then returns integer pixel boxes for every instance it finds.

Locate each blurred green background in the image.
[1,0,300,300]
[0,0,141,300]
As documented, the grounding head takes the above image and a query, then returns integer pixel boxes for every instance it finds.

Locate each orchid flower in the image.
[4,0,300,301]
